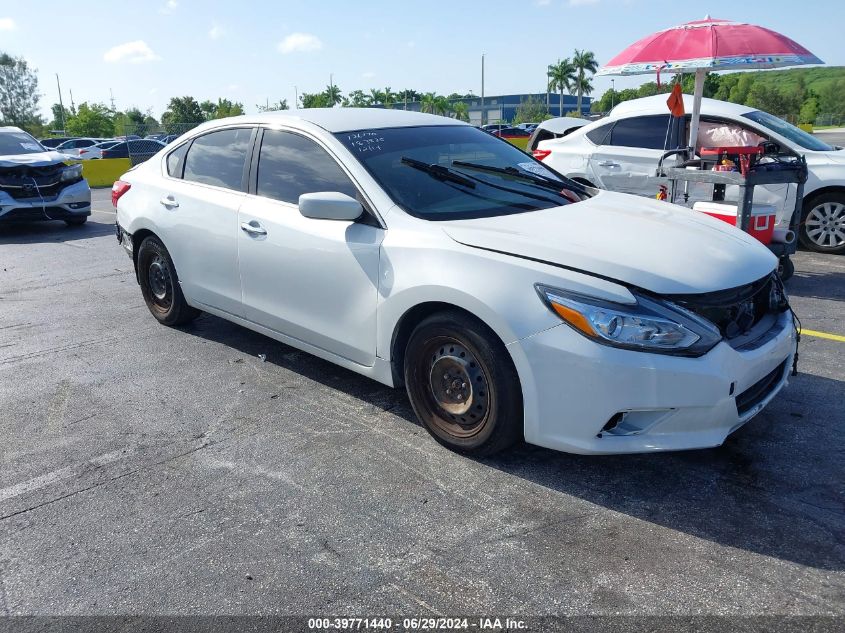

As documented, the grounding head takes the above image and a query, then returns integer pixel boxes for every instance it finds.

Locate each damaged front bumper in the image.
[0,179,91,223]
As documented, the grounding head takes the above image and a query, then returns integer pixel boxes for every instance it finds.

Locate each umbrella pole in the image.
[688,68,706,157]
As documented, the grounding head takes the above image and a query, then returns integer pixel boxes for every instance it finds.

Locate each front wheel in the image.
[404,311,523,456]
[64,215,88,226]
[800,193,845,254]
[137,236,200,326]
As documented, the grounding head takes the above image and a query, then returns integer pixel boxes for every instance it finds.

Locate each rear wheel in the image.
[137,236,200,326]
[64,215,87,226]
[800,193,845,254]
[403,311,522,456]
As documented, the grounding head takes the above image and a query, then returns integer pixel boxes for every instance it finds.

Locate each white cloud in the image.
[160,0,178,14]
[568,0,600,5]
[407,40,416,48]
[104,40,161,64]
[535,0,551,6]
[0,17,16,30]
[277,32,323,54]
[227,83,240,92]
[209,24,224,40]
[362,71,376,79]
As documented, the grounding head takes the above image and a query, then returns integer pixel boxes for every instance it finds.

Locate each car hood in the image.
[0,151,71,168]
[441,191,777,295]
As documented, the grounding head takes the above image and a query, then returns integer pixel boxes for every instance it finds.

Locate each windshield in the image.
[742,110,833,152]
[335,125,587,220]
[0,130,46,155]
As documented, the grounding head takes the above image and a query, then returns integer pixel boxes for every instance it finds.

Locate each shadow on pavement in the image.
[184,311,845,572]
[0,217,115,245]
[787,268,845,302]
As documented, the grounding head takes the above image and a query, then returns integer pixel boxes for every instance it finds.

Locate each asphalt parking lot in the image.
[0,188,843,618]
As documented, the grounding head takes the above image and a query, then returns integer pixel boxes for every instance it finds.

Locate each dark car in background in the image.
[101,139,166,164]
[39,137,74,149]
[491,126,531,139]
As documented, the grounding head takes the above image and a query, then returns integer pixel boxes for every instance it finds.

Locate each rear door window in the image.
[586,123,613,145]
[255,129,359,204]
[166,143,189,178]
[608,115,676,150]
[183,128,253,191]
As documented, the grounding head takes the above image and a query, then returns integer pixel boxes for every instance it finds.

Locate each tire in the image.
[403,311,523,456]
[64,215,88,226]
[137,236,200,326]
[778,256,795,282]
[799,192,845,254]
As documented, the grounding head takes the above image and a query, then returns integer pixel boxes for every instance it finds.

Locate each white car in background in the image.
[54,137,107,158]
[527,116,589,154]
[536,95,845,254]
[78,140,120,160]
[114,109,796,456]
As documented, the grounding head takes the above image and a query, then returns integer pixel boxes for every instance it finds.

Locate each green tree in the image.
[572,49,599,114]
[571,75,594,116]
[547,59,576,116]
[213,98,244,118]
[513,97,550,124]
[66,102,115,137]
[49,103,71,131]
[161,96,205,134]
[113,107,146,136]
[420,92,436,113]
[382,87,397,109]
[343,90,368,107]
[300,92,331,108]
[257,99,289,112]
[451,101,470,122]
[323,84,342,107]
[199,99,217,120]
[0,52,42,130]
[368,88,385,106]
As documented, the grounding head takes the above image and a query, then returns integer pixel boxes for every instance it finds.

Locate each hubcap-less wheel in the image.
[805,201,845,249]
[147,255,173,310]
[424,338,491,439]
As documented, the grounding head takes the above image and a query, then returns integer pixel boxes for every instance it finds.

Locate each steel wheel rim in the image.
[424,339,490,439]
[148,255,173,309]
[806,202,845,248]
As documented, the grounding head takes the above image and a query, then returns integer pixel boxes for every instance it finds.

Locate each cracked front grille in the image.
[666,273,789,341]
[0,164,72,200]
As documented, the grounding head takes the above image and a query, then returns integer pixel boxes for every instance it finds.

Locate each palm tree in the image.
[368,88,385,106]
[547,59,576,116]
[572,49,599,115]
[573,76,594,115]
[382,87,397,109]
[323,84,343,107]
[421,92,437,114]
[433,95,450,116]
[451,101,469,122]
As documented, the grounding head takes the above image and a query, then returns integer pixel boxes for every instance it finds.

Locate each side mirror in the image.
[298,192,363,221]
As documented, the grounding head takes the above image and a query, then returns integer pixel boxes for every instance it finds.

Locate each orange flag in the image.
[666,82,685,118]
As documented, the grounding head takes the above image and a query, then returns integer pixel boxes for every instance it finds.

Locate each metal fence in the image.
[119,122,203,165]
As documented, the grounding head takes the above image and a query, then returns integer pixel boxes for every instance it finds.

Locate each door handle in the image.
[159,195,179,208]
[598,160,619,167]
[240,221,267,236]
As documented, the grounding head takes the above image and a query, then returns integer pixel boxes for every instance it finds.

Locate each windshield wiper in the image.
[451,161,565,189]
[401,156,476,188]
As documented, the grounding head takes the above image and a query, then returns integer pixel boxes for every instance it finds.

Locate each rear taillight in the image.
[533,149,551,161]
[112,180,131,207]
[101,150,110,158]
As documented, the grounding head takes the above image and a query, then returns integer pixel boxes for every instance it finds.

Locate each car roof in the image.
[609,95,757,120]
[195,108,466,134]
[0,126,28,134]
[537,117,589,134]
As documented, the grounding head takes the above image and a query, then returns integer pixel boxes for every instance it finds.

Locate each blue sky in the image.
[1,0,843,120]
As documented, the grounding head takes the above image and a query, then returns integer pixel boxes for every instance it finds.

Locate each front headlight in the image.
[536,284,722,356]
[60,163,83,181]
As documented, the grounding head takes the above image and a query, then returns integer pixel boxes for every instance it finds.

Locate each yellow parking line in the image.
[801,329,845,343]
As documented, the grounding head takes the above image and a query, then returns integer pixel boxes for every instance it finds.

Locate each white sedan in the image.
[114,109,796,456]
[536,95,845,254]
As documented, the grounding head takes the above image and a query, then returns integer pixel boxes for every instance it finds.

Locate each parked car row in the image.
[39,135,174,160]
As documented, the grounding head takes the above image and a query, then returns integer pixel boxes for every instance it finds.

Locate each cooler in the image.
[692,201,776,245]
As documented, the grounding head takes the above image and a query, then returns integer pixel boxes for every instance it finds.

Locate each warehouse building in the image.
[401,93,591,124]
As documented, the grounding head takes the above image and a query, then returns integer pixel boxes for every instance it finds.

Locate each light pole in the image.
[480,53,485,126]
[610,79,615,110]
[55,74,66,133]
[294,85,298,109]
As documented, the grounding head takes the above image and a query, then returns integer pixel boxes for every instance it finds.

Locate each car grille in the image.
[0,164,73,200]
[665,273,789,341]
[735,360,787,416]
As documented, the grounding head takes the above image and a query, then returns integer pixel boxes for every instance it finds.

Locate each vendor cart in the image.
[657,147,808,280]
